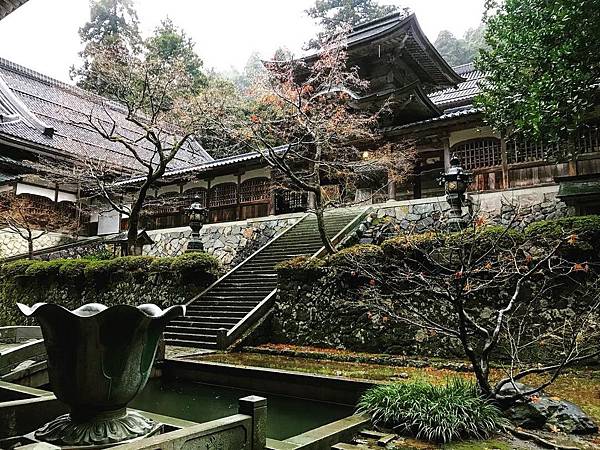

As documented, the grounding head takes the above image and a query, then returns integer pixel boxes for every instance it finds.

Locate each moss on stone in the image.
[328,244,383,267]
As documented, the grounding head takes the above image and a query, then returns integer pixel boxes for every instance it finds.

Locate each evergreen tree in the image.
[306,0,406,49]
[145,18,207,93]
[434,24,486,67]
[71,0,141,96]
[476,0,600,155]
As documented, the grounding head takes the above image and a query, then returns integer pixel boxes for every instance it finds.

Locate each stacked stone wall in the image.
[346,185,572,246]
[0,229,74,258]
[144,213,305,268]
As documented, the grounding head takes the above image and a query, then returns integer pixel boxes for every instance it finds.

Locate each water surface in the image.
[131,378,355,440]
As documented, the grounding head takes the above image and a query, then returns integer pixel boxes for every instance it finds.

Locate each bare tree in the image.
[74,45,215,255]
[0,193,80,259]
[342,218,600,402]
[245,31,414,253]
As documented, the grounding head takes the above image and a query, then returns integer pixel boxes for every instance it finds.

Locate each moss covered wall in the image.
[0,253,221,326]
[273,217,600,359]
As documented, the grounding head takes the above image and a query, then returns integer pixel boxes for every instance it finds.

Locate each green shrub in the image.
[148,257,174,273]
[357,379,506,443]
[275,255,325,272]
[328,244,383,267]
[0,260,35,278]
[525,214,600,238]
[24,260,64,278]
[57,259,89,281]
[170,252,221,283]
[83,248,114,261]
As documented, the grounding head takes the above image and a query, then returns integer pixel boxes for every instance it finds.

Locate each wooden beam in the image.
[500,136,509,189]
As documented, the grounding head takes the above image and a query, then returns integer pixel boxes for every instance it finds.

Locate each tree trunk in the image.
[313,190,336,254]
[126,183,151,256]
[27,235,34,260]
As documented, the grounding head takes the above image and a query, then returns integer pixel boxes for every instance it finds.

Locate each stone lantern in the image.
[185,202,209,252]
[440,155,473,231]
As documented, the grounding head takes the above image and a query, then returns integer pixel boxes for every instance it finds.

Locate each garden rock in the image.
[501,383,598,435]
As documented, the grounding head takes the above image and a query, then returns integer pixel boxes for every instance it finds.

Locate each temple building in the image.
[1,11,600,254]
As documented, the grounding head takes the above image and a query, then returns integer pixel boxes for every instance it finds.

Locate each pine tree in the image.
[71,0,141,96]
[145,18,207,93]
[306,0,406,49]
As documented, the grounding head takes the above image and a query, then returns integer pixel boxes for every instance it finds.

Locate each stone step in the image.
[169,319,238,328]
[331,444,364,450]
[205,289,274,297]
[187,305,255,313]
[167,326,224,336]
[164,332,216,342]
[197,294,266,301]
[216,282,277,290]
[184,311,247,319]
[190,299,262,306]
[164,338,216,349]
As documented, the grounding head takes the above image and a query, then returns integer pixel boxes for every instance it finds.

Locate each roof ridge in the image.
[452,62,476,75]
[350,11,411,34]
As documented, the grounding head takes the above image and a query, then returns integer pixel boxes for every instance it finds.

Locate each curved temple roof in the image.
[295,13,464,91]
[0,0,29,20]
[0,57,213,173]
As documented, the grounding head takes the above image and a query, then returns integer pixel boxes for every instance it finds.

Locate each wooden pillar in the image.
[568,135,578,176]
[206,178,212,223]
[443,138,451,170]
[236,172,242,221]
[412,160,422,200]
[500,135,509,189]
[387,171,396,202]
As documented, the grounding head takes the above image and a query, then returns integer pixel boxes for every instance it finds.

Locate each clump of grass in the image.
[357,378,506,443]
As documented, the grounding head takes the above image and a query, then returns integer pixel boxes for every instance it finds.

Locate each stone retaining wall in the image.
[0,229,73,258]
[346,185,572,246]
[144,213,305,267]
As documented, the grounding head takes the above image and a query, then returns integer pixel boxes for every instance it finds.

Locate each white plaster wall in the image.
[449,126,499,148]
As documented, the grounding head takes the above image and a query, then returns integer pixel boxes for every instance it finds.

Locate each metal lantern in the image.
[440,155,473,230]
[185,201,209,252]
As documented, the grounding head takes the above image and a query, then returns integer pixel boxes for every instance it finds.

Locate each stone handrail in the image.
[312,208,373,259]
[110,396,267,450]
[185,214,310,307]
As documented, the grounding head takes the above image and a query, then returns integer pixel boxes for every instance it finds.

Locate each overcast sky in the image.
[0,0,485,83]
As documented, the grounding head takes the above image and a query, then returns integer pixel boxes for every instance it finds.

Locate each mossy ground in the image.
[197,348,600,426]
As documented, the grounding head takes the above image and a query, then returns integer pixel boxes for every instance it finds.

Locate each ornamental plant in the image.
[357,379,507,443]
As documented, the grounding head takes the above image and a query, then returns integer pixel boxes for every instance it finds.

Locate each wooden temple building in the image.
[1,12,600,237]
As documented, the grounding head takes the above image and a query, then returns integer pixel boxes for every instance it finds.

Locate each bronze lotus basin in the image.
[18,302,185,448]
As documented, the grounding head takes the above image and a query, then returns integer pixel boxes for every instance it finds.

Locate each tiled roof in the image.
[0,0,28,20]
[0,171,20,183]
[0,57,213,174]
[429,63,484,109]
[382,107,480,134]
[116,149,271,186]
[295,13,464,89]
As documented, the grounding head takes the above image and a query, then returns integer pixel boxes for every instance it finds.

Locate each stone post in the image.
[215,328,228,350]
[238,396,267,450]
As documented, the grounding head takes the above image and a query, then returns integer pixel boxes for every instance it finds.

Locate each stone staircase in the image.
[164,210,363,349]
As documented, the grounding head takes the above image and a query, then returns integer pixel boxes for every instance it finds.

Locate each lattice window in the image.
[209,183,237,207]
[240,178,270,203]
[576,125,600,154]
[507,139,553,164]
[184,187,208,207]
[276,190,308,213]
[452,138,501,170]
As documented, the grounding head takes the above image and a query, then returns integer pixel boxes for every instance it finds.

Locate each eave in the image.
[0,0,29,20]
[286,13,464,90]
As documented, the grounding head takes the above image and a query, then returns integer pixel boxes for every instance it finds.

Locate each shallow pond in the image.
[131,378,355,440]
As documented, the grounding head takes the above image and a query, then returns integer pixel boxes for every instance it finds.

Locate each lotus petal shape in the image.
[18,302,185,447]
